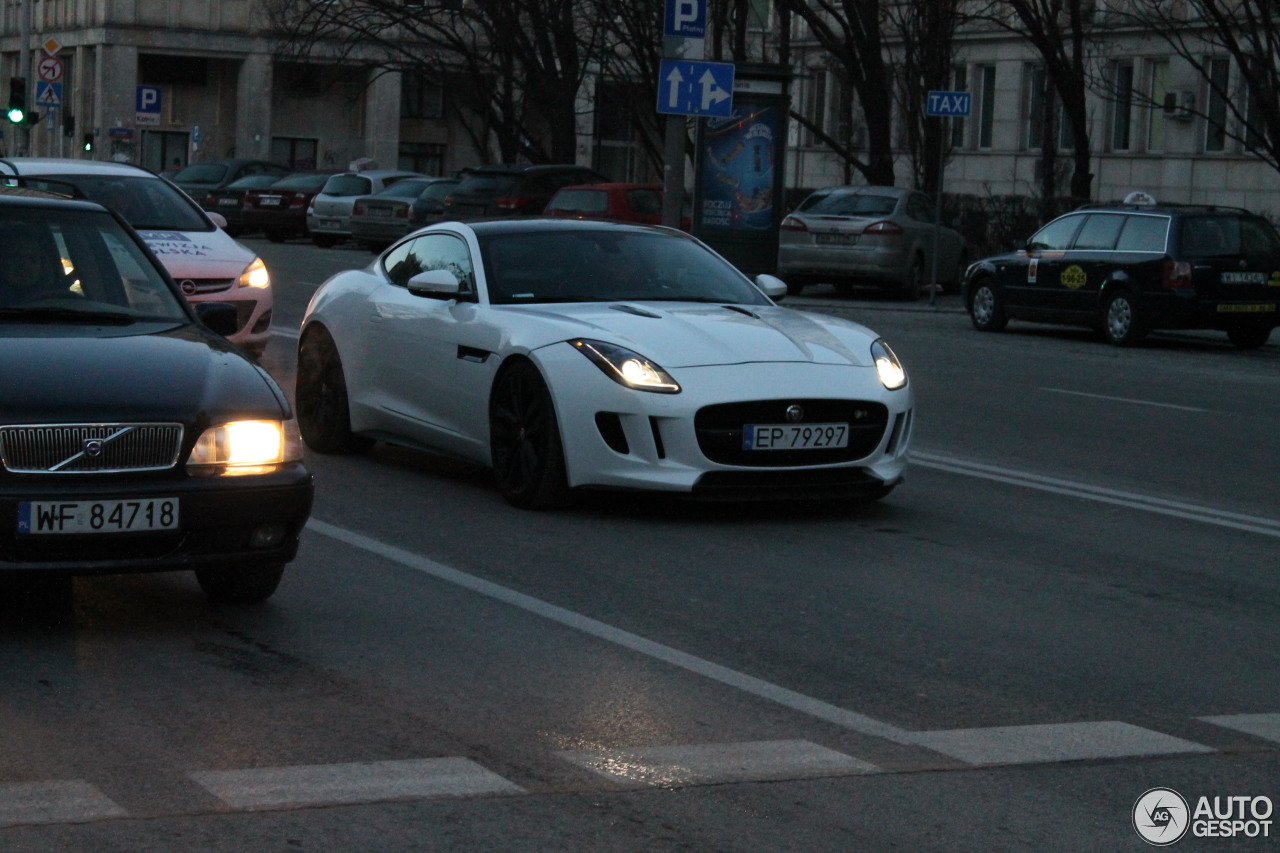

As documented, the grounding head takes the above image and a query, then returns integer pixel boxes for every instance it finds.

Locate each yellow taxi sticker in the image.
[1061,265,1087,290]
[1270,272,1280,287]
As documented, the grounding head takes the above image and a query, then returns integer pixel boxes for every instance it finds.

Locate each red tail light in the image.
[353,200,365,216]
[442,195,455,206]
[397,206,409,219]
[495,195,536,212]
[780,215,808,232]
[292,194,311,208]
[1162,259,1193,289]
[863,220,904,236]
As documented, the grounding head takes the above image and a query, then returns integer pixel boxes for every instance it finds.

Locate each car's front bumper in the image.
[535,348,913,497]
[0,464,313,575]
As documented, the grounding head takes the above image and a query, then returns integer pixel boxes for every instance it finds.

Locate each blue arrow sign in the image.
[657,59,734,117]
[926,90,971,117]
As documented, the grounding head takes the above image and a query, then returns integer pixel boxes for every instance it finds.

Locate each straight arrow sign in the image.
[657,59,734,117]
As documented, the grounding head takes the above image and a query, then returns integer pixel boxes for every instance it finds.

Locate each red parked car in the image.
[241,172,340,243]
[544,182,690,228]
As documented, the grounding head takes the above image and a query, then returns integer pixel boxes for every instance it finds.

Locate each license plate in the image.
[218,197,239,207]
[369,208,391,217]
[814,233,858,246]
[319,218,341,228]
[1216,303,1276,313]
[17,498,179,535]
[259,195,283,207]
[1220,272,1268,284]
[743,423,849,450]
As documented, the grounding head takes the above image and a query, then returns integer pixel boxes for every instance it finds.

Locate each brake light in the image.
[353,200,365,216]
[780,215,808,232]
[863,220,904,236]
[495,195,536,211]
[1163,259,1193,289]
[397,206,409,219]
[293,194,311,209]
[443,195,455,206]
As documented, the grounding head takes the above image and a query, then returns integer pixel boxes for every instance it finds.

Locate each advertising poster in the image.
[698,102,779,233]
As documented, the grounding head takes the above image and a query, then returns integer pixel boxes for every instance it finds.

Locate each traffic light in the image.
[6,77,26,124]
[63,114,75,137]
[83,133,93,152]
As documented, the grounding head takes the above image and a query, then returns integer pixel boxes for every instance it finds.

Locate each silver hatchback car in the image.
[777,185,968,299]
[306,168,422,247]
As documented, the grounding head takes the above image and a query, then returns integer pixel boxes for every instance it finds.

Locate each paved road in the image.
[2,239,1276,851]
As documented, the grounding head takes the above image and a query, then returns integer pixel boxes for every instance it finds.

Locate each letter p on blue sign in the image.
[665,0,706,38]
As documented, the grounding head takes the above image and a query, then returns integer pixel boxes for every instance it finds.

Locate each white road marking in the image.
[912,450,1280,539]
[909,722,1211,766]
[1199,713,1280,744]
[556,739,876,787]
[0,780,126,827]
[1040,387,1210,412]
[189,757,523,810]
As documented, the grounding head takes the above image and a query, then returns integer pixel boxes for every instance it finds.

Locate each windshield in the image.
[799,191,898,217]
[479,229,771,307]
[19,175,211,232]
[321,174,373,197]
[0,207,187,322]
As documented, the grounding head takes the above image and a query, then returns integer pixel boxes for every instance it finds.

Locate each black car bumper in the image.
[0,464,313,575]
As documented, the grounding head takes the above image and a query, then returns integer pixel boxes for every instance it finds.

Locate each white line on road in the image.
[912,450,1280,539]
[1199,713,1280,745]
[0,780,127,827]
[1039,387,1210,412]
[910,722,1211,767]
[556,740,877,787]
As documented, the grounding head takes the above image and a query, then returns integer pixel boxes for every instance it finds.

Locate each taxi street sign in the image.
[926,90,971,118]
[657,59,734,118]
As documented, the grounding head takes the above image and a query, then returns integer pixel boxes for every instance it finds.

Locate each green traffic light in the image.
[6,106,24,124]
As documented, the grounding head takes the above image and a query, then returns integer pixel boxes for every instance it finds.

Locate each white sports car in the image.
[296,220,914,508]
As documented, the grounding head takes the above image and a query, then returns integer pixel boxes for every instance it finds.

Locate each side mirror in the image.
[207,211,229,230]
[194,301,238,337]
[755,273,789,300]
[407,269,462,298]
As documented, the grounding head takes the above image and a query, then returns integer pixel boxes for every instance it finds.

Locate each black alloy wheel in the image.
[295,329,374,455]
[968,277,1008,331]
[489,362,570,510]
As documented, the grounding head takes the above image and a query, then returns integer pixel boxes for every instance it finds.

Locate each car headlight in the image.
[188,418,304,475]
[570,339,681,393]
[872,339,907,390]
[239,257,271,289]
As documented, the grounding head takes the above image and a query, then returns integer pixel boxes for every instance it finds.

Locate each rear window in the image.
[1178,215,1280,257]
[547,190,608,214]
[322,175,374,197]
[270,174,330,191]
[172,163,228,183]
[225,174,285,190]
[800,191,897,217]
[452,174,521,196]
[377,179,436,199]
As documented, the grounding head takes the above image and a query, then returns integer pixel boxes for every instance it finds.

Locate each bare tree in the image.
[264,0,604,164]
[1116,0,1280,174]
[775,0,897,186]
[887,0,964,194]
[971,0,1098,208]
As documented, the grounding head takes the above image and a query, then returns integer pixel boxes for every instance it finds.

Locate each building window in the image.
[271,137,318,170]
[1205,57,1229,152]
[401,71,444,120]
[977,64,996,149]
[398,142,445,174]
[951,66,967,148]
[1147,59,1169,152]
[1244,59,1266,151]
[802,68,829,146]
[1025,64,1048,151]
[1111,62,1134,151]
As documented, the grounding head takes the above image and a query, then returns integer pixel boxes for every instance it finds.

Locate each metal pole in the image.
[662,115,685,229]
[17,0,31,155]
[929,118,945,307]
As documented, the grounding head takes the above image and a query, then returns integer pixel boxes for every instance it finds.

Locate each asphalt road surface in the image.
[2,237,1277,851]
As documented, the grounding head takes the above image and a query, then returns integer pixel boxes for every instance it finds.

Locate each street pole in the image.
[662,115,685,229]
[930,118,945,308]
[17,0,31,155]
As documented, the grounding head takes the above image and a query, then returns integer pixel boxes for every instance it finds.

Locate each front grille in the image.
[180,278,236,295]
[695,399,889,467]
[0,424,184,474]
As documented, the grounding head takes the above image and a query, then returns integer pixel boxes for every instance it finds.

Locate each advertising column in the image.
[692,64,789,277]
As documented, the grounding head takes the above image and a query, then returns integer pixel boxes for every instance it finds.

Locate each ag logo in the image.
[1061,264,1087,290]
[1133,787,1190,845]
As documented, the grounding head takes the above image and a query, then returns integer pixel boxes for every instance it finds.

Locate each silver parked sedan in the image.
[776,185,968,299]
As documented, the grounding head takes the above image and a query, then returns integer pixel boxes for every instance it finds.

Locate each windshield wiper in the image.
[0,307,136,324]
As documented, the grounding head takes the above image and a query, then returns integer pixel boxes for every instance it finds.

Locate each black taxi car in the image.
[0,187,313,603]
[963,194,1280,348]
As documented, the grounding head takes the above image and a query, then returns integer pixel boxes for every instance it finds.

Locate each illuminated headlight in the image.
[872,339,907,390]
[188,418,304,474]
[239,257,271,289]
[571,339,680,393]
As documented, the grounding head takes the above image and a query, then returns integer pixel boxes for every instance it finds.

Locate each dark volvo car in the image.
[0,188,313,603]
[964,196,1280,348]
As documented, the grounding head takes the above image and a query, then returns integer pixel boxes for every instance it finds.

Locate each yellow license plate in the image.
[1216,304,1276,313]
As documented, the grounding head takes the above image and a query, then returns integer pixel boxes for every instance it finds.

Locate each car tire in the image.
[296,328,375,455]
[898,254,924,301]
[1101,291,1147,346]
[968,277,1008,331]
[785,277,807,296]
[1226,324,1272,350]
[265,228,289,243]
[489,361,571,510]
[312,234,340,249]
[195,563,285,603]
